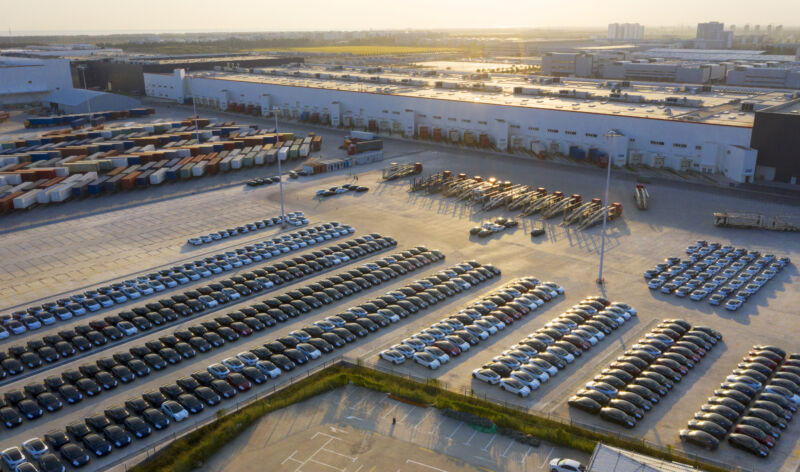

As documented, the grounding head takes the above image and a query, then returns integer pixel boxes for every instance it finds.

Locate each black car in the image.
[103,425,132,448]
[123,416,152,439]
[104,406,130,424]
[141,408,170,430]
[82,433,112,457]
[44,430,71,451]
[270,354,296,371]
[193,386,221,406]
[37,392,63,412]
[728,433,769,457]
[209,379,237,399]
[59,443,90,468]
[241,366,268,385]
[177,393,205,414]
[0,406,22,428]
[18,398,44,419]
[86,414,112,432]
[58,385,83,404]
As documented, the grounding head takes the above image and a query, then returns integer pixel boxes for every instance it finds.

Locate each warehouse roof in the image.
[641,48,797,63]
[174,65,797,127]
[586,444,698,472]
[44,88,108,106]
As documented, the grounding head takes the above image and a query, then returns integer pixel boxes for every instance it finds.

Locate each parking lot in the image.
[203,385,588,472]
[1,104,799,471]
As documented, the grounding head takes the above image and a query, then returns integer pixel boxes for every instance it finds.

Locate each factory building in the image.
[0,56,73,106]
[541,53,594,77]
[726,65,800,89]
[144,67,785,183]
[601,61,715,83]
[73,54,304,95]
[749,100,800,183]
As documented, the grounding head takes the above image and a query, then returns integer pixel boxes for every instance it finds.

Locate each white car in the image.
[549,458,585,472]
[21,438,48,459]
[297,344,322,360]
[161,400,189,422]
[473,319,498,335]
[236,352,260,366]
[413,352,441,369]
[391,344,416,359]
[510,371,541,390]
[424,347,450,365]
[518,364,550,383]
[449,337,470,352]
[499,378,531,397]
[116,322,138,337]
[379,349,406,365]
[221,357,245,372]
[464,325,489,340]
[207,363,231,379]
[402,338,426,351]
[472,368,501,385]
[255,360,282,378]
[541,281,565,295]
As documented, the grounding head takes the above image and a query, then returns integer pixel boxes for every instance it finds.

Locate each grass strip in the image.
[134,363,730,472]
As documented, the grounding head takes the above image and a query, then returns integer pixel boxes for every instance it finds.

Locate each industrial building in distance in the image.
[145,64,800,183]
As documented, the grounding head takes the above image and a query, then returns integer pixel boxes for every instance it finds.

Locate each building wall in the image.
[726,66,800,88]
[145,70,756,182]
[750,109,800,183]
[0,57,73,105]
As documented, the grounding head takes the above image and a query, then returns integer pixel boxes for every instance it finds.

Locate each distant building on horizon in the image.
[608,23,644,41]
[695,21,734,49]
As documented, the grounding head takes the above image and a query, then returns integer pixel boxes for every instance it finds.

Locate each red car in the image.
[497,306,522,320]
[433,340,461,357]
[735,425,775,448]
[490,311,514,325]
[226,373,252,392]
[230,322,253,337]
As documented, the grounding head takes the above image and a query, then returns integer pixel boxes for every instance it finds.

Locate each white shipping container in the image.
[299,144,310,158]
[191,161,207,177]
[351,131,378,140]
[50,183,73,203]
[110,157,129,168]
[254,152,265,165]
[149,168,167,185]
[12,182,33,192]
[177,148,191,158]
[13,189,40,209]
[278,147,289,161]
[54,167,69,177]
[37,185,55,204]
[231,156,243,170]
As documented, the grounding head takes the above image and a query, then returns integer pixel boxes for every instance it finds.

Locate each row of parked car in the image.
[0,231,389,384]
[0,248,456,471]
[645,241,790,311]
[571,319,719,429]
[473,294,631,398]
[681,346,800,458]
[0,241,440,433]
[245,175,283,187]
[186,211,307,246]
[378,269,532,370]
[315,184,369,198]
[1,222,353,340]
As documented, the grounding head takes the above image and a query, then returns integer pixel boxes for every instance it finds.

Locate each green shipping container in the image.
[180,163,195,179]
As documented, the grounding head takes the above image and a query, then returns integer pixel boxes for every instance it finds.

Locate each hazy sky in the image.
[4,0,798,34]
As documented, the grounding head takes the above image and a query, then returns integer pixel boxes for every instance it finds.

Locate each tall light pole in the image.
[77,65,92,119]
[273,106,286,228]
[597,131,615,285]
[191,95,201,144]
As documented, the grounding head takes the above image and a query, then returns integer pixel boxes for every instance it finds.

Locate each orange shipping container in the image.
[121,172,139,190]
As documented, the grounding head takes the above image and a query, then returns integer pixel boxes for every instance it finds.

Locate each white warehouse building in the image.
[143,67,787,183]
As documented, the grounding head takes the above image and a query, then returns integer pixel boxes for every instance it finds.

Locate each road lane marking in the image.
[406,459,449,472]
[481,434,496,451]
[446,422,464,439]
[464,429,478,446]
[501,438,514,457]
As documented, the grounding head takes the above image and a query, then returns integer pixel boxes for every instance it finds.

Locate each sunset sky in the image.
[4,0,798,34]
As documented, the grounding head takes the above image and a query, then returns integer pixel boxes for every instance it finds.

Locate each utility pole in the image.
[597,132,614,285]
[274,106,286,228]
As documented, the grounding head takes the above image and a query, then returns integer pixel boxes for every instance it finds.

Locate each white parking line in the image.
[381,402,401,418]
[406,459,449,472]
[463,429,478,446]
[521,446,533,465]
[396,405,414,423]
[481,434,496,451]
[427,417,444,435]
[501,438,515,457]
[446,422,464,440]
[540,447,555,468]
